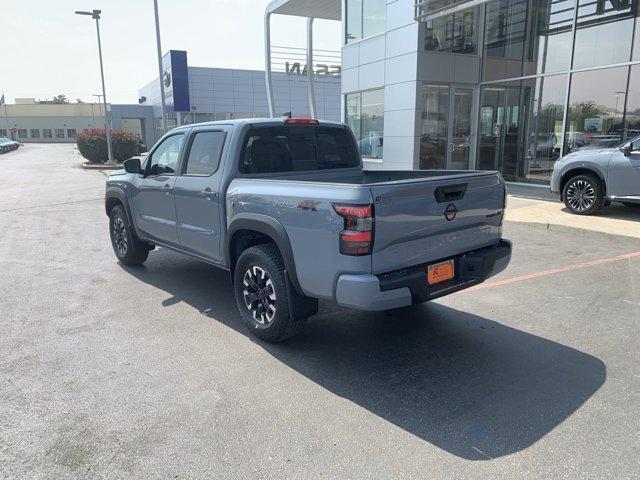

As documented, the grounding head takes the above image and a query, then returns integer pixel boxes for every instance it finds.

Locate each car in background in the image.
[0,137,20,154]
[550,135,640,214]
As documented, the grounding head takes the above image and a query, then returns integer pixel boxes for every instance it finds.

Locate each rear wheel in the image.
[109,205,150,266]
[562,174,604,215]
[233,244,306,342]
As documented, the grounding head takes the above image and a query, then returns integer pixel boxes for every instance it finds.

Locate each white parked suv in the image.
[550,135,640,215]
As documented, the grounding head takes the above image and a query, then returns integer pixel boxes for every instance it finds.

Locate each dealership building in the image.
[138,50,341,138]
[265,0,640,184]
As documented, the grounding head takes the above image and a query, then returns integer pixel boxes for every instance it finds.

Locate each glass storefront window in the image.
[420,85,450,169]
[478,76,567,183]
[635,13,640,61]
[523,74,567,182]
[624,65,640,141]
[565,66,629,153]
[483,0,575,80]
[363,0,386,39]
[478,80,532,179]
[345,93,361,141]
[425,6,478,54]
[345,0,385,44]
[346,0,363,44]
[573,8,634,69]
[531,0,574,74]
[420,84,475,170]
[345,88,384,159]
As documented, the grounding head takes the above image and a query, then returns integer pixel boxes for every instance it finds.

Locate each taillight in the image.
[333,204,374,255]
[284,117,320,125]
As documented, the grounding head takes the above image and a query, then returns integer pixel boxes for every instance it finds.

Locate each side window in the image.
[184,131,226,176]
[148,134,184,176]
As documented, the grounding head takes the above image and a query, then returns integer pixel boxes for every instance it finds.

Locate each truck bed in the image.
[231,168,506,281]
[243,169,499,186]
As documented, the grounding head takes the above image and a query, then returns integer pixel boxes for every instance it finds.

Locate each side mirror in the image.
[123,157,142,174]
[623,143,633,157]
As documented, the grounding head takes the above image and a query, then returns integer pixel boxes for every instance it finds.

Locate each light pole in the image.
[153,0,168,133]
[92,94,103,122]
[75,9,114,165]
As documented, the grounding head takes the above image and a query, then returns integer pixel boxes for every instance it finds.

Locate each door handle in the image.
[201,187,218,200]
[162,183,173,194]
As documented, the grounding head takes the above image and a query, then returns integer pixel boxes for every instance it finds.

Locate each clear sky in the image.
[0,0,341,104]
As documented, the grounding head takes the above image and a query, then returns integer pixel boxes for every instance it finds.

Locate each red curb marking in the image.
[463,251,640,292]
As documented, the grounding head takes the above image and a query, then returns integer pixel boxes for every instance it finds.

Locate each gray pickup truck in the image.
[106,118,511,342]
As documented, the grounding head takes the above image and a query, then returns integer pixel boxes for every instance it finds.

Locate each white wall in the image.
[342,0,421,169]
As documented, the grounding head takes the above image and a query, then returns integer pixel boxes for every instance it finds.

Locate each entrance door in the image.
[420,84,476,170]
[448,87,475,170]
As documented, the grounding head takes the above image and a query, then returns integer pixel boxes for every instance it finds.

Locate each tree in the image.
[52,95,69,104]
[76,98,85,104]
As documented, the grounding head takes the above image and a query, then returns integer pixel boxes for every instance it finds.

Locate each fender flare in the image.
[226,213,304,296]
[105,187,132,221]
[560,164,607,197]
[105,187,143,240]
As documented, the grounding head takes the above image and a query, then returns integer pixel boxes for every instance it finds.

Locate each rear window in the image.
[239,125,360,174]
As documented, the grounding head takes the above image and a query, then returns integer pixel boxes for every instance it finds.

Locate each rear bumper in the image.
[335,240,512,311]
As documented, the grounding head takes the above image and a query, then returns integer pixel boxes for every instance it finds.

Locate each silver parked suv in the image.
[550,135,640,215]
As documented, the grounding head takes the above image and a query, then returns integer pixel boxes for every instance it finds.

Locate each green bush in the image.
[77,128,140,163]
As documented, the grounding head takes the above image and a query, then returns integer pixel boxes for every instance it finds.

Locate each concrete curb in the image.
[81,162,122,171]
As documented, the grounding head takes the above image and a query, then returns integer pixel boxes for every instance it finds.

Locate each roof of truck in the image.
[170,117,345,133]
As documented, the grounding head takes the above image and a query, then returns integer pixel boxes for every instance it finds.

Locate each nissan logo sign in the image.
[444,203,458,221]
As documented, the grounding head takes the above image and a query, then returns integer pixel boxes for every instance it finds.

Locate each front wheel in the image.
[562,174,604,215]
[233,244,306,342]
[109,205,149,266]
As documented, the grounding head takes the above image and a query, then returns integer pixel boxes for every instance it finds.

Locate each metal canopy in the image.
[264,0,341,118]
[267,0,341,21]
[415,0,489,22]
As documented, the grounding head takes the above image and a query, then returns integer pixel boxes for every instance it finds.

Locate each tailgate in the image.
[370,173,505,274]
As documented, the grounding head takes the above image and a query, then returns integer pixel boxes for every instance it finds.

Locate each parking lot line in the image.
[465,251,640,292]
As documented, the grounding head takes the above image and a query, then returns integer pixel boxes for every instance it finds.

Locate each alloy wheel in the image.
[113,217,128,256]
[242,266,276,325]
[565,179,596,213]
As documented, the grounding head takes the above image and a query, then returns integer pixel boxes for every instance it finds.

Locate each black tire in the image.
[233,244,306,342]
[109,205,149,266]
[562,174,604,215]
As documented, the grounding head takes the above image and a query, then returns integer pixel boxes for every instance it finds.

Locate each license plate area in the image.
[427,259,455,285]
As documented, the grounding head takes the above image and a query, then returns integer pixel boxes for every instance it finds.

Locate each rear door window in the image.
[183,131,226,176]
[239,126,359,174]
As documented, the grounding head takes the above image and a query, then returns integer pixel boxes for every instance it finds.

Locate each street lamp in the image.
[75,9,114,165]
[152,0,168,133]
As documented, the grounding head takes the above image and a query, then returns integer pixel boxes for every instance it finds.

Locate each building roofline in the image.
[265,0,341,21]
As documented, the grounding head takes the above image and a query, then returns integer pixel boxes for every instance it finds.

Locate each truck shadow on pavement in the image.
[122,250,606,461]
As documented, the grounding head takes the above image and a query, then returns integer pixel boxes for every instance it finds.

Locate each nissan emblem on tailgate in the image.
[444,203,458,221]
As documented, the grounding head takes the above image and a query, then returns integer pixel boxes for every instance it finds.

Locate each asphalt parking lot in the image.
[1,144,639,479]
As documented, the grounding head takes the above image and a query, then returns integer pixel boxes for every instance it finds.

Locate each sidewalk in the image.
[506,184,640,239]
